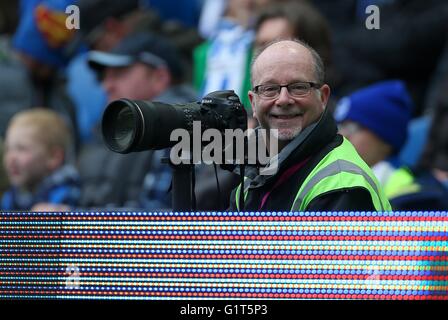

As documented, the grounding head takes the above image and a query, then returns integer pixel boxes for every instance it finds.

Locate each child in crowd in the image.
[1,108,80,211]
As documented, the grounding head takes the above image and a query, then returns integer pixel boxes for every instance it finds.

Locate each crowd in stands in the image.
[1,0,448,212]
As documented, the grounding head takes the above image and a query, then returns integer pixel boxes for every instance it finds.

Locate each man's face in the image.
[249,41,330,150]
[4,125,54,192]
[102,62,158,102]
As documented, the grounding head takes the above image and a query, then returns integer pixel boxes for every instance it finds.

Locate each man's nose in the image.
[275,86,293,105]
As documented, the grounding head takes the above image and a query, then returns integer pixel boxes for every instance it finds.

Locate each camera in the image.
[102,90,247,153]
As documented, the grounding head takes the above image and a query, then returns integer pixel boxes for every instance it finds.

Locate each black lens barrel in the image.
[101,99,143,153]
[101,91,247,154]
[102,98,189,153]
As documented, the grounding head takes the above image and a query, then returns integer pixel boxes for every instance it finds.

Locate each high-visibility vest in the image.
[235,138,392,212]
[383,167,420,199]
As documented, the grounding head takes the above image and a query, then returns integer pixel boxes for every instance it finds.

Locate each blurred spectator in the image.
[193,0,277,110]
[388,91,448,210]
[334,80,415,201]
[69,0,202,143]
[67,0,159,144]
[79,32,197,210]
[88,32,194,103]
[1,108,80,211]
[198,0,227,39]
[5,0,79,151]
[253,0,338,110]
[254,0,331,65]
[334,67,448,211]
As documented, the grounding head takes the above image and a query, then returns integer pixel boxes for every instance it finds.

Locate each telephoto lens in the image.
[102,90,247,153]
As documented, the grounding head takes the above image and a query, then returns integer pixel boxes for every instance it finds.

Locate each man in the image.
[229,39,391,212]
[67,0,160,143]
[77,32,197,210]
[334,80,414,199]
[70,0,202,143]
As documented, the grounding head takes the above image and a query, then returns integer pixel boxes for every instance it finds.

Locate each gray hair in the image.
[250,39,325,87]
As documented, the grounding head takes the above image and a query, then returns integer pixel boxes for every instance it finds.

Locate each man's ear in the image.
[319,84,331,109]
[248,90,257,119]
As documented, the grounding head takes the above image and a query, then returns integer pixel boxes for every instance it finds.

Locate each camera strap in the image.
[191,165,196,211]
[213,162,226,211]
[238,164,245,212]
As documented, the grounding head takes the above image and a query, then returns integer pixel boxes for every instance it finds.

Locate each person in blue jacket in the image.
[1,108,80,211]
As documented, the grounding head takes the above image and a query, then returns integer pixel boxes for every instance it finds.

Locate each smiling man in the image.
[229,39,391,212]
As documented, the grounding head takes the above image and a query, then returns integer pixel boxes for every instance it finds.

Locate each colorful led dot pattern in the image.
[1,211,447,300]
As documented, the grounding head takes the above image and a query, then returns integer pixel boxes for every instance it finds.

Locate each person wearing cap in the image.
[228,39,391,212]
[68,0,202,144]
[334,80,416,201]
[66,0,161,144]
[73,32,197,210]
[88,32,192,103]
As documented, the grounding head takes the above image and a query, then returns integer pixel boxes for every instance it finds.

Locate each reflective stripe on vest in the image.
[291,159,387,211]
[235,177,251,211]
[235,138,391,212]
[291,138,391,211]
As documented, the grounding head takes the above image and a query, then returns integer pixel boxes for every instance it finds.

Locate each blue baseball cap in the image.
[87,32,184,80]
